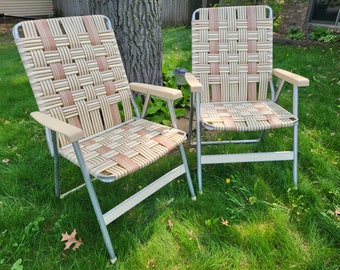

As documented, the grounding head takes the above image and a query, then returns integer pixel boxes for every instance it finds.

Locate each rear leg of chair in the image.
[51,131,61,198]
[167,97,197,198]
[259,130,266,142]
[179,143,196,200]
[187,93,195,144]
[53,154,61,198]
[72,142,117,264]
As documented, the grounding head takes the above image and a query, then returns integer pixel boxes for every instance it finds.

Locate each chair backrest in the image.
[192,5,273,103]
[13,15,133,147]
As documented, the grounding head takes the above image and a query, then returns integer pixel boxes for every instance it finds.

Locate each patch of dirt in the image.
[0,16,23,36]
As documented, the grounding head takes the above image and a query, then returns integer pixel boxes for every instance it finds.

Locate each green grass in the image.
[1,27,339,269]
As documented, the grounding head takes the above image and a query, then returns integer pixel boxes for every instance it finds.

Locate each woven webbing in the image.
[59,119,186,180]
[200,101,297,131]
[15,15,132,147]
[192,6,273,103]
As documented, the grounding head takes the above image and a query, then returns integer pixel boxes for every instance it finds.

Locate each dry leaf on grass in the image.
[61,229,83,251]
[221,218,229,227]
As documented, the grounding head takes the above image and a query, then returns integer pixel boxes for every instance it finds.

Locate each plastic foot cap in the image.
[110,257,117,264]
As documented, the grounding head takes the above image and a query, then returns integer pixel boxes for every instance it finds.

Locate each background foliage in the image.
[0,22,339,269]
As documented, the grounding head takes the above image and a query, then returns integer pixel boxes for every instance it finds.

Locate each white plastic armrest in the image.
[31,111,84,142]
[130,82,182,100]
[273,68,309,87]
[185,72,203,93]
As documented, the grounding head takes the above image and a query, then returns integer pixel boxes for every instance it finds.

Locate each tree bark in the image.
[89,0,163,85]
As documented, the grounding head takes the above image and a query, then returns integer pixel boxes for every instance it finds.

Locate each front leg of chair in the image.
[293,85,299,187]
[195,92,203,194]
[292,84,299,187]
[293,123,298,187]
[72,141,117,264]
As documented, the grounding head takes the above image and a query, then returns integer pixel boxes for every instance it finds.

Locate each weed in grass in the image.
[0,216,45,269]
[287,187,310,222]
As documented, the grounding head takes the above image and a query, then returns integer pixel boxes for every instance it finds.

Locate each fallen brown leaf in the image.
[61,229,83,251]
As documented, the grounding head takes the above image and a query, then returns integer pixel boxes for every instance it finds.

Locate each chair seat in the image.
[59,118,186,182]
[200,100,298,132]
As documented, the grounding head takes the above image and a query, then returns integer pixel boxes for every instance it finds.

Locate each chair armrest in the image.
[273,68,309,87]
[31,111,84,142]
[185,72,202,92]
[130,83,182,100]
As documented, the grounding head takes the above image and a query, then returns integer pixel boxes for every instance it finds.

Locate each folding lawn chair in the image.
[185,5,309,193]
[12,15,196,263]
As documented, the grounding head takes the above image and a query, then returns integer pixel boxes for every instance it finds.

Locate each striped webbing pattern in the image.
[192,6,273,103]
[15,15,132,147]
[200,101,297,131]
[59,119,186,180]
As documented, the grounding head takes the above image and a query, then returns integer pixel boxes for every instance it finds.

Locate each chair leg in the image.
[197,133,203,194]
[195,103,203,194]
[187,93,195,144]
[293,123,298,187]
[292,85,299,188]
[179,143,196,200]
[259,130,266,142]
[72,142,117,264]
[51,130,61,198]
[53,154,61,197]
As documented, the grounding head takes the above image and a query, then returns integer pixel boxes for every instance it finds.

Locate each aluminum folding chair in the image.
[185,6,309,193]
[13,15,196,263]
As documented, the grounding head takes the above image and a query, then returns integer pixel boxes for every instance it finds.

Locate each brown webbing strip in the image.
[247,6,258,100]
[110,153,140,174]
[97,56,109,72]
[209,8,219,31]
[103,81,121,126]
[59,90,75,107]
[209,8,222,102]
[50,63,66,80]
[34,20,57,51]
[82,16,101,46]
[152,136,178,151]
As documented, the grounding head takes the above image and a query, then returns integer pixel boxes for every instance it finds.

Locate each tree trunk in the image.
[53,0,162,85]
[89,0,162,85]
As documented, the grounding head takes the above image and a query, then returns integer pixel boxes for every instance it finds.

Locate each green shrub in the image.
[286,28,305,40]
[310,26,340,44]
[132,70,190,126]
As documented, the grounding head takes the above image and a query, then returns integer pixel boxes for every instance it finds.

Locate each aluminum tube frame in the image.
[51,130,61,198]
[72,141,117,263]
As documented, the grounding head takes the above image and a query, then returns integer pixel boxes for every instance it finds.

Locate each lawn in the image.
[0,26,339,269]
